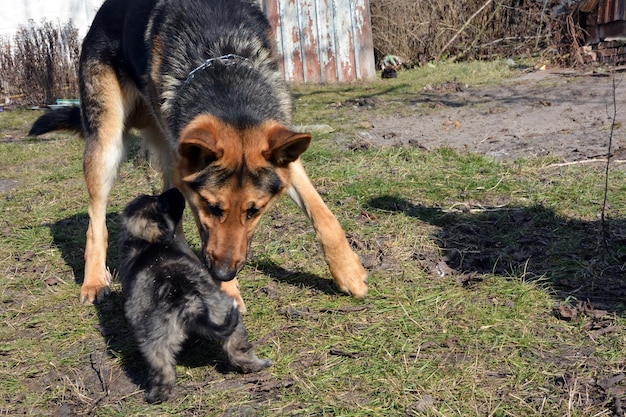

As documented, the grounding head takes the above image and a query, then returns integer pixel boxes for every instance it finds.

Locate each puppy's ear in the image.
[122,196,163,242]
[263,125,311,166]
[159,188,186,222]
[178,127,223,178]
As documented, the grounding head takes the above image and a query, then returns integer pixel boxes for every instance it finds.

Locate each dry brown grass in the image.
[0,2,588,107]
[0,20,79,106]
[370,0,582,65]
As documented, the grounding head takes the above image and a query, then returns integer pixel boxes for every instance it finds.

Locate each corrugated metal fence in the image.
[261,0,376,83]
[596,0,626,23]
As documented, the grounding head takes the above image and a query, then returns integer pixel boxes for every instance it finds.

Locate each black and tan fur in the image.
[29,0,368,310]
[118,188,271,403]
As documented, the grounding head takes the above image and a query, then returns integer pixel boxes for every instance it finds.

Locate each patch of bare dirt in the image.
[363,69,626,162]
[352,70,626,315]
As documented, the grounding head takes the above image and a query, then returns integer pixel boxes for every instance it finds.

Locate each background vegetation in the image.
[0,1,583,106]
[369,0,582,65]
[0,20,79,106]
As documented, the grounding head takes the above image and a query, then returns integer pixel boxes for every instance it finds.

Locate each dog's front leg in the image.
[287,159,368,298]
[219,279,246,314]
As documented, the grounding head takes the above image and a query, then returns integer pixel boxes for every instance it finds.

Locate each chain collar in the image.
[183,54,249,86]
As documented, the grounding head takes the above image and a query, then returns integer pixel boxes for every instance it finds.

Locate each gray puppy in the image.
[118,188,272,403]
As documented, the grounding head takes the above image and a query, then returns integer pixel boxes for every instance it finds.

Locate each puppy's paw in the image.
[145,384,172,404]
[239,357,273,374]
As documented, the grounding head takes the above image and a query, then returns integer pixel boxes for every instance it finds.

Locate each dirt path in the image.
[366,69,626,162]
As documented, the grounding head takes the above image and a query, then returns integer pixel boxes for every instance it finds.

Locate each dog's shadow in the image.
[250,258,340,296]
[368,195,626,314]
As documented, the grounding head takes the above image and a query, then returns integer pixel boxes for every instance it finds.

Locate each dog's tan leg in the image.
[287,159,368,297]
[80,65,128,304]
[219,279,246,314]
[82,191,113,304]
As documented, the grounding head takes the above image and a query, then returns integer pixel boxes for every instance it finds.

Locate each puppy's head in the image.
[121,188,186,243]
[176,114,310,282]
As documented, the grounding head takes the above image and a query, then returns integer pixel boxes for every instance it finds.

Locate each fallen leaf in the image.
[407,394,435,413]
[319,305,372,314]
[252,377,295,392]
[442,120,462,130]
[360,210,378,221]
[329,348,365,359]
[579,300,607,319]
[598,373,625,391]
[554,304,577,321]
[285,306,317,320]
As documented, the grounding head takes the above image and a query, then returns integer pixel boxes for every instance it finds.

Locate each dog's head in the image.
[176,114,311,281]
[121,188,186,243]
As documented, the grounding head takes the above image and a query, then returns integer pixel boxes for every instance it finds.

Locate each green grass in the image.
[1,61,624,416]
[292,59,519,127]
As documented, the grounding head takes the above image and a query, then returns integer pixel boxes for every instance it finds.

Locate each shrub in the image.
[370,0,579,66]
[0,20,79,107]
[0,3,584,106]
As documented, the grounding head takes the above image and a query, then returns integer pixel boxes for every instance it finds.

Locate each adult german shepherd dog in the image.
[29,0,368,310]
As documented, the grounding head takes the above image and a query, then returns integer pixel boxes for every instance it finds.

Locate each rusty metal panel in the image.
[353,0,376,81]
[280,0,305,82]
[597,0,626,24]
[333,0,356,82]
[316,0,338,82]
[264,0,285,77]
[580,0,601,13]
[262,0,375,83]
[299,0,323,82]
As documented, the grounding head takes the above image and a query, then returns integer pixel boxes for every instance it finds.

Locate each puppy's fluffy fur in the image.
[118,188,271,403]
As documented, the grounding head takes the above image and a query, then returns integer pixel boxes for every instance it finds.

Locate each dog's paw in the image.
[330,253,369,299]
[232,294,247,314]
[254,358,273,372]
[220,279,247,313]
[79,270,112,304]
[79,284,111,304]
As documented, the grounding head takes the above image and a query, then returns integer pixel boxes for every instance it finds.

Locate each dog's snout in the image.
[210,264,238,282]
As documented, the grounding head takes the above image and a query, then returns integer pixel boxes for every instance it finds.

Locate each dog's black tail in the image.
[28,106,83,136]
[193,302,240,340]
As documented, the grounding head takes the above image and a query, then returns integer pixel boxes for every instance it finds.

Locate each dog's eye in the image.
[206,202,223,217]
[246,207,260,220]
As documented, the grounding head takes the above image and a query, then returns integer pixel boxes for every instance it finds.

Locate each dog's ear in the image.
[263,126,311,166]
[178,128,223,177]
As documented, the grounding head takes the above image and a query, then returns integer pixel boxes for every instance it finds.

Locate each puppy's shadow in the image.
[250,258,339,296]
[48,212,235,391]
[93,291,233,392]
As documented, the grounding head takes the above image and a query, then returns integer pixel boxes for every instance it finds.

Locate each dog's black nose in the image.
[210,265,237,282]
